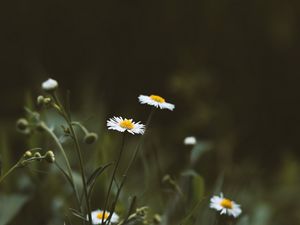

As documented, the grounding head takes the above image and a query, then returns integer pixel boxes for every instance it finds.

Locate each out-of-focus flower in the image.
[210,193,242,218]
[107,117,145,135]
[184,136,197,145]
[42,78,58,91]
[89,210,119,224]
[138,94,175,111]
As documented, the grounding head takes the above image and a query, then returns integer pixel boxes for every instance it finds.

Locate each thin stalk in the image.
[107,174,126,224]
[71,122,89,136]
[51,92,93,225]
[102,133,126,224]
[40,122,81,210]
[125,108,155,174]
[68,120,92,225]
[0,163,19,184]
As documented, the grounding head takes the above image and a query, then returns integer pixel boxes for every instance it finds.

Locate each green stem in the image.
[51,92,92,225]
[0,163,19,184]
[68,120,92,225]
[40,122,81,211]
[102,133,126,225]
[71,122,89,136]
[125,108,155,175]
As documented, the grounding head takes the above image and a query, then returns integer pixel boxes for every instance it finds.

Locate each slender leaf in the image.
[87,163,112,201]
[69,208,87,221]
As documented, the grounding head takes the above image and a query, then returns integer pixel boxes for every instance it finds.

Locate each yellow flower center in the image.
[97,212,110,220]
[150,95,165,103]
[120,119,134,130]
[220,198,233,209]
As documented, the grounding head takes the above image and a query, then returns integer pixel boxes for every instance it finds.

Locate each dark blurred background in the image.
[0,0,300,224]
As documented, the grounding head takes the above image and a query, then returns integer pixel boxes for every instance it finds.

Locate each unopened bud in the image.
[34,152,42,161]
[23,151,33,159]
[45,151,55,163]
[83,133,98,144]
[43,97,52,104]
[42,78,58,92]
[16,118,29,131]
[37,95,45,106]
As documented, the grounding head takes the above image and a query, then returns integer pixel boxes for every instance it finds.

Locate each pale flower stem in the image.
[102,133,126,225]
[0,162,19,184]
[71,121,89,135]
[51,92,92,225]
[40,122,82,211]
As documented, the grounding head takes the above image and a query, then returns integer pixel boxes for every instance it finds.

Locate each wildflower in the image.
[41,78,58,91]
[184,136,197,145]
[107,117,145,135]
[210,193,242,218]
[138,94,175,111]
[89,210,119,224]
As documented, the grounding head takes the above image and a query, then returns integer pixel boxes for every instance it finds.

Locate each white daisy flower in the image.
[210,193,242,218]
[88,210,119,224]
[138,94,175,111]
[184,136,197,145]
[42,78,58,91]
[107,116,145,135]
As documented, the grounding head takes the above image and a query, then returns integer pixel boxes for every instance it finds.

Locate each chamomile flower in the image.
[42,78,58,91]
[138,94,175,111]
[184,136,197,145]
[89,210,119,224]
[107,116,145,135]
[210,193,242,218]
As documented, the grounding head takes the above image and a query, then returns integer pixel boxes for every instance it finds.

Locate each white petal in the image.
[161,102,175,110]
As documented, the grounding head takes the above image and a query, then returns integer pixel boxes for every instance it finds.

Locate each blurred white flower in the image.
[42,78,58,91]
[210,193,242,218]
[88,210,119,224]
[107,116,145,135]
[138,94,175,111]
[184,136,196,145]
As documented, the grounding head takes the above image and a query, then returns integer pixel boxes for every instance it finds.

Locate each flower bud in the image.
[34,152,42,161]
[83,132,98,144]
[16,118,29,131]
[45,151,55,163]
[37,95,45,106]
[23,151,33,159]
[43,97,52,106]
[42,78,58,91]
